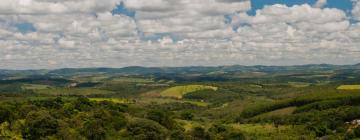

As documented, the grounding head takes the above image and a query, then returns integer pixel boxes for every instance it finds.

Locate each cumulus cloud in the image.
[0,0,359,69]
[125,0,250,39]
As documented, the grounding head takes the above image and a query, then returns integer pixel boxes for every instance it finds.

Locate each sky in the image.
[0,0,359,69]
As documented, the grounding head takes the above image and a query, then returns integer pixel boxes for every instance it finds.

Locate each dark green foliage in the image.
[294,96,360,113]
[23,110,59,140]
[80,109,127,140]
[180,112,194,120]
[0,98,132,139]
[73,97,93,111]
[183,89,242,105]
[189,126,211,140]
[225,131,246,140]
[240,92,360,118]
[0,104,12,123]
[127,118,167,140]
[170,130,188,140]
[354,126,360,137]
[146,110,178,129]
[208,124,246,140]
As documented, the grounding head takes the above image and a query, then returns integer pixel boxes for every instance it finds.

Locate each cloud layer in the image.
[0,0,359,69]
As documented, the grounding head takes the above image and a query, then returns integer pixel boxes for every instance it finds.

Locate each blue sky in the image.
[248,0,353,15]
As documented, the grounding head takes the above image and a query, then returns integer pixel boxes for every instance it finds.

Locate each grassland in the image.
[337,85,360,90]
[160,85,218,99]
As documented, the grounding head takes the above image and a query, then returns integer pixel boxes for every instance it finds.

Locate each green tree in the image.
[23,110,59,140]
[189,127,211,140]
[146,110,177,129]
[127,118,167,140]
[180,112,194,120]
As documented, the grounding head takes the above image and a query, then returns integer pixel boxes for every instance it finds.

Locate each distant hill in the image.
[0,64,359,76]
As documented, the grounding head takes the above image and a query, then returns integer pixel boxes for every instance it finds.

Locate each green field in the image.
[337,85,360,90]
[160,85,218,99]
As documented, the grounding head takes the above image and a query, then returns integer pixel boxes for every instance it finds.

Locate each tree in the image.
[180,112,194,120]
[23,110,59,140]
[127,118,167,140]
[146,110,177,129]
[0,105,12,124]
[189,127,211,140]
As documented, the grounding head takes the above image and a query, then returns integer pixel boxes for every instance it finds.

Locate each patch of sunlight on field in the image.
[89,98,131,104]
[337,85,360,90]
[160,85,218,99]
[22,84,51,90]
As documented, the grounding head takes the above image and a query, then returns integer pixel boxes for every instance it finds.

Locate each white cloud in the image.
[0,0,359,69]
[353,0,360,20]
[313,0,327,8]
[0,0,121,15]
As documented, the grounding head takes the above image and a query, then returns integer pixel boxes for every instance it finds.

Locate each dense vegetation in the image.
[0,64,360,139]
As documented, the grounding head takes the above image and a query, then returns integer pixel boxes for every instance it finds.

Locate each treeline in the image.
[246,106,360,138]
[240,92,360,118]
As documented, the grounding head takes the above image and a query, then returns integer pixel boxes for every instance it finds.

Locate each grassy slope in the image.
[337,85,360,90]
